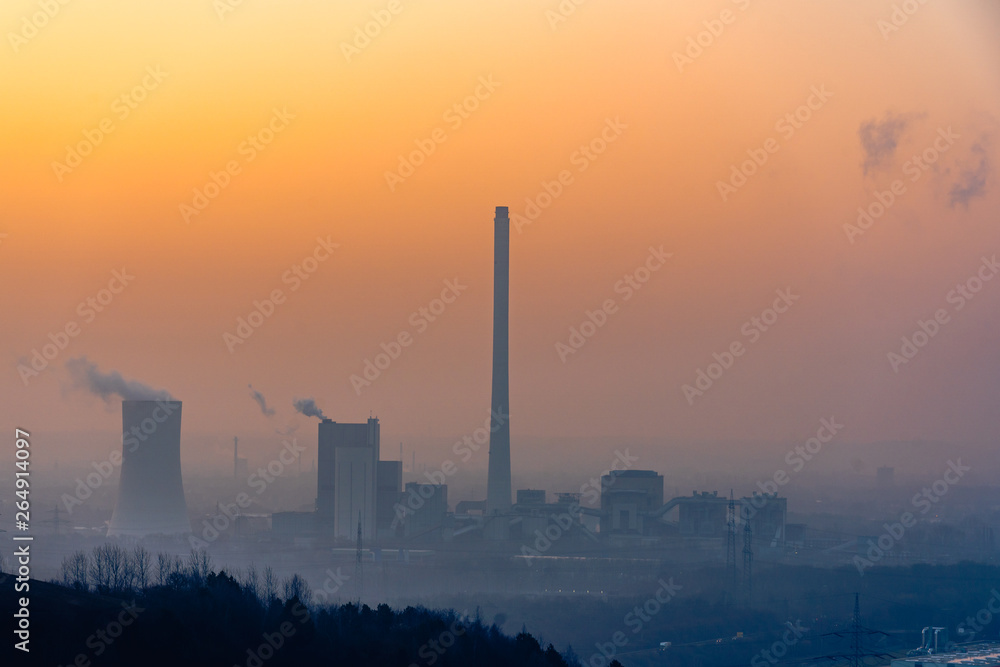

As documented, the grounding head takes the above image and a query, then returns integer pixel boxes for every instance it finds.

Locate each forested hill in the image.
[2,564,574,667]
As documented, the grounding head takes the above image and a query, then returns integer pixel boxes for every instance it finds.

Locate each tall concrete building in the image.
[108,400,190,537]
[376,460,403,538]
[316,417,380,540]
[486,206,512,534]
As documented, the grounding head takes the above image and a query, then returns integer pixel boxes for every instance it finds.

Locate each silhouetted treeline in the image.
[1,546,575,667]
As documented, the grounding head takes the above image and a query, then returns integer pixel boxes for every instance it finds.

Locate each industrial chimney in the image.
[486,206,512,530]
[108,400,190,537]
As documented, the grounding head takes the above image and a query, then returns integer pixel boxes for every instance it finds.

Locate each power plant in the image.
[266,207,788,558]
[97,207,789,566]
[108,400,191,537]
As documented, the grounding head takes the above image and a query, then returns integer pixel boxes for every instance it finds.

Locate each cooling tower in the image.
[108,400,190,537]
[486,206,512,521]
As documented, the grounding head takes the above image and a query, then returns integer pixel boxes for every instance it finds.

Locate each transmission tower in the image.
[821,593,891,666]
[726,490,737,595]
[355,512,363,605]
[742,504,753,606]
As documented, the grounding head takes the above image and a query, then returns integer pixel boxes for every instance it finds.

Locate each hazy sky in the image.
[2,1,999,462]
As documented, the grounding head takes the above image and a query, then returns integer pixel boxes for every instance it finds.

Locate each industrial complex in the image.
[103,206,787,563]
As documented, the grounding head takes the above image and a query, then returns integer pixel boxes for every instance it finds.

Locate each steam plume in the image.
[858,111,923,175]
[293,397,326,420]
[248,384,275,416]
[949,140,992,208]
[66,357,174,402]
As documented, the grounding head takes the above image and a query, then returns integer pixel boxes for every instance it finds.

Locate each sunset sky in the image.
[2,0,999,473]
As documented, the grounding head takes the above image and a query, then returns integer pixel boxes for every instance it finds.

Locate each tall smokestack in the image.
[486,206,512,523]
[108,400,190,537]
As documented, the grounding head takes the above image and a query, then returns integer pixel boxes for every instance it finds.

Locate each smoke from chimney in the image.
[293,397,326,420]
[66,357,173,403]
[248,384,275,416]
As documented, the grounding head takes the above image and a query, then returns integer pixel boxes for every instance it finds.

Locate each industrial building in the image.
[398,483,448,541]
[108,400,190,537]
[316,417,381,540]
[892,642,1000,667]
[600,470,664,536]
[259,208,793,556]
[376,460,403,538]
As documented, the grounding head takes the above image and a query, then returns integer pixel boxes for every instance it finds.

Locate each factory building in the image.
[516,489,546,506]
[600,470,664,536]
[891,642,1000,667]
[508,489,593,544]
[741,492,787,547]
[316,417,380,541]
[376,461,403,538]
[399,483,448,541]
[678,491,728,537]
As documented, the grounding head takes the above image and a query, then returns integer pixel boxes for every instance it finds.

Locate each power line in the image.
[743,504,753,607]
[819,593,893,666]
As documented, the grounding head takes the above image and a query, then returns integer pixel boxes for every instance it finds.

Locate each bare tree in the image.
[106,543,132,592]
[263,565,277,604]
[242,561,260,603]
[131,545,151,591]
[90,545,109,591]
[282,574,310,604]
[188,548,212,584]
[156,552,171,586]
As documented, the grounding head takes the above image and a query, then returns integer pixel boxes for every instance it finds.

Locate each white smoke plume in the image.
[66,357,174,402]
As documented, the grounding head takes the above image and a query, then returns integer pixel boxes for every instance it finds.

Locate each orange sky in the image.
[2,0,999,470]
